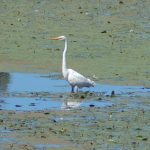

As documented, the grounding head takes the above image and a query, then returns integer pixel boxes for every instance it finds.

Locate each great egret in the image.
[49,36,95,93]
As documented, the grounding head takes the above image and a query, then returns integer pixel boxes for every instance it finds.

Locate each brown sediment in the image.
[0,0,150,149]
[0,0,150,86]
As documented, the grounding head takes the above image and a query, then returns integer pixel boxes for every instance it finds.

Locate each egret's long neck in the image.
[62,39,68,78]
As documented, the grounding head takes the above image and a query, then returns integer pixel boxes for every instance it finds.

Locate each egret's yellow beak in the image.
[49,37,60,40]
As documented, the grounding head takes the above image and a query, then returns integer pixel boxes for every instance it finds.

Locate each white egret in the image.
[49,36,95,93]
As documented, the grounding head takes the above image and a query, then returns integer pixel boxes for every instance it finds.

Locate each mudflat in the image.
[0,0,150,150]
[1,0,150,86]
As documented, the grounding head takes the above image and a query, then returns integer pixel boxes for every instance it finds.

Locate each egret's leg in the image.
[74,86,79,93]
[71,86,74,93]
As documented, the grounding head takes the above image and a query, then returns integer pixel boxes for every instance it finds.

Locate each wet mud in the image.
[0,0,150,86]
[0,0,150,150]
[0,73,150,150]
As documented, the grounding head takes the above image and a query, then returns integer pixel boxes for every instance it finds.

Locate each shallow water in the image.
[0,72,149,111]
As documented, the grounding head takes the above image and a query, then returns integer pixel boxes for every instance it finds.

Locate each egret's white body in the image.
[50,36,95,92]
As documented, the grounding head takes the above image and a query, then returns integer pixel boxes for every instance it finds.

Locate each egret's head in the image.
[49,35,66,41]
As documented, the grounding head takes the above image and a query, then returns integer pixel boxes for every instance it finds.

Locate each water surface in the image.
[0,72,149,111]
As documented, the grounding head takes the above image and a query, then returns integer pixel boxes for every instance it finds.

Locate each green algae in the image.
[0,0,150,150]
[0,0,150,86]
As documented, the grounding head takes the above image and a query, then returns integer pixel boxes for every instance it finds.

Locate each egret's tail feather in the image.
[91,80,95,87]
[88,79,95,87]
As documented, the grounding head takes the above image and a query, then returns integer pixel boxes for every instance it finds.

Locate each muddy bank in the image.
[1,98,150,150]
[0,110,81,150]
[0,0,150,86]
[0,72,150,150]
